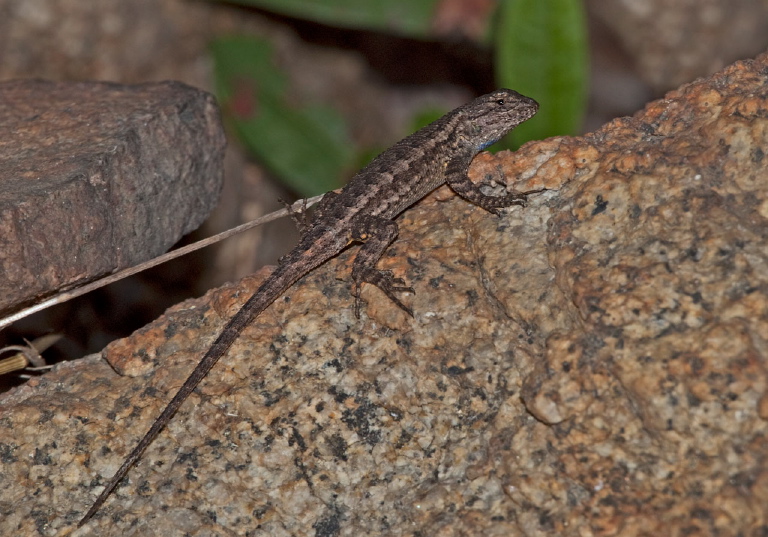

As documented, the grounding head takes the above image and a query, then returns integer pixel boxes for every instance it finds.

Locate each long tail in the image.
[78,263,303,527]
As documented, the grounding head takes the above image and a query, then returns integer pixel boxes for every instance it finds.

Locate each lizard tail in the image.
[78,263,303,527]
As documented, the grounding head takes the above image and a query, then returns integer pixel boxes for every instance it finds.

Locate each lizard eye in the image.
[496,99,505,105]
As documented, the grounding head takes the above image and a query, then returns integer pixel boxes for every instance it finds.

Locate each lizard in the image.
[77,88,539,527]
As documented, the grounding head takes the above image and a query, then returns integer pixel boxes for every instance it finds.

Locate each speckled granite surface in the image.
[2,52,768,536]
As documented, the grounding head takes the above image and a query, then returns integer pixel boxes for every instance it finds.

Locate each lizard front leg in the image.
[445,153,541,214]
[349,215,415,317]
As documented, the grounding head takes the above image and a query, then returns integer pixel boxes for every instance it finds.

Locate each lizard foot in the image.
[353,269,415,318]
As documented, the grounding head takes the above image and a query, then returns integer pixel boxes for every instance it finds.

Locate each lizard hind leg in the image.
[280,191,341,242]
[350,215,415,317]
[280,197,312,235]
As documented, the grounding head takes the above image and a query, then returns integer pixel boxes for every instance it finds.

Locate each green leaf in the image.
[409,106,449,132]
[495,0,588,146]
[218,0,439,39]
[211,35,354,196]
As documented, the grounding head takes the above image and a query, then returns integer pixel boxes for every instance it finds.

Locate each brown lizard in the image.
[78,88,539,526]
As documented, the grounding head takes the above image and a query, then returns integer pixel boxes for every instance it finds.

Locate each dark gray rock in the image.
[0,79,225,313]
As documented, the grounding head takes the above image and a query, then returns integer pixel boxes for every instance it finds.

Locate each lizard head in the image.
[458,89,539,151]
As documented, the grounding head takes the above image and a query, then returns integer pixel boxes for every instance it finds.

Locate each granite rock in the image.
[0,79,225,314]
[2,52,768,536]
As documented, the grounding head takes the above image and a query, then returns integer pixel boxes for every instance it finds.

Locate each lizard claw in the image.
[352,269,415,317]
